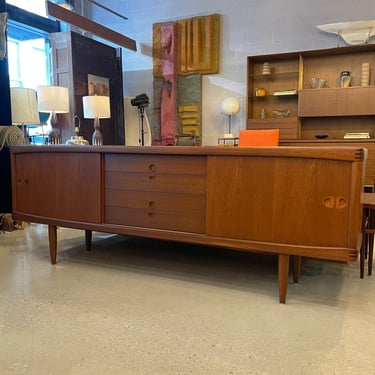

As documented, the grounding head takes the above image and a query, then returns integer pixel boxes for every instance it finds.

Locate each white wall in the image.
[86,0,375,145]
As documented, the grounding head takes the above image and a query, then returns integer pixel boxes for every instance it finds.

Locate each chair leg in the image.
[364,232,369,260]
[360,234,366,279]
[292,255,302,284]
[368,234,374,276]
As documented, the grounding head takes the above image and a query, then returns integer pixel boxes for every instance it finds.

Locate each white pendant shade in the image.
[37,85,69,113]
[82,96,111,119]
[317,20,375,45]
[10,87,40,125]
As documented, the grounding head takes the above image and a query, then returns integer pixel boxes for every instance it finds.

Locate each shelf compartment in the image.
[247,117,299,140]
[252,71,299,80]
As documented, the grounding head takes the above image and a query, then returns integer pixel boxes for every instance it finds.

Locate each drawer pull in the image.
[149,175,156,181]
[148,201,155,208]
[148,212,155,217]
[149,164,156,172]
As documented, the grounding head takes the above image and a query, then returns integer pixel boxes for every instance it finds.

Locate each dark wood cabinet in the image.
[49,31,124,145]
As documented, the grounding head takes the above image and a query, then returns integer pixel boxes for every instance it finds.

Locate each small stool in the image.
[360,193,375,278]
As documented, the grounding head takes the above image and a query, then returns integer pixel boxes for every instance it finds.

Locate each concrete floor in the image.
[0,223,374,375]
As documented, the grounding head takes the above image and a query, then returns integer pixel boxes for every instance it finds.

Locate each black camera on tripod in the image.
[131,93,149,108]
[130,93,150,146]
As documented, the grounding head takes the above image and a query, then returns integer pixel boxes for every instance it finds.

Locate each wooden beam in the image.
[46,1,137,51]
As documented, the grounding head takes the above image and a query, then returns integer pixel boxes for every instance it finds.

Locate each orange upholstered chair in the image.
[238,129,279,146]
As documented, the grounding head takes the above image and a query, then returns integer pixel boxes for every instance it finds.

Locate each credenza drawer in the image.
[106,171,206,194]
[106,190,206,214]
[105,154,206,175]
[104,154,207,232]
[105,206,205,233]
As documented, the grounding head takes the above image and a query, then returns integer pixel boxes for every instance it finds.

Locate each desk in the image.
[10,145,365,303]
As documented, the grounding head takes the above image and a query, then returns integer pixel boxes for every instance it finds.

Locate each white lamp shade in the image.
[10,87,40,124]
[37,85,69,113]
[221,97,240,116]
[82,95,111,119]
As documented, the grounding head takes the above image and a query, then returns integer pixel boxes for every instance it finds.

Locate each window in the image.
[6,0,47,17]
[8,37,49,88]
[6,0,60,142]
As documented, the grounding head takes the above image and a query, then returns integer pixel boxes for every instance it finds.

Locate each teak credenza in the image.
[10,145,365,303]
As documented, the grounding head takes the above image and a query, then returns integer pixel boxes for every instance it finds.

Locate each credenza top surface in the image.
[9,145,366,162]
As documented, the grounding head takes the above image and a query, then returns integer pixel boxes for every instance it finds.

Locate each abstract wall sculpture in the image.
[160,22,178,145]
[178,14,220,75]
[153,14,220,145]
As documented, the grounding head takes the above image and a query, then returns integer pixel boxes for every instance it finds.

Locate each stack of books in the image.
[343,132,371,139]
[273,89,297,96]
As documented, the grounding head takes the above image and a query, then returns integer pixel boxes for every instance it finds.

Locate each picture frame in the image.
[87,74,110,96]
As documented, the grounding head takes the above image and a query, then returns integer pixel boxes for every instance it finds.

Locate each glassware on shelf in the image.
[310,77,327,89]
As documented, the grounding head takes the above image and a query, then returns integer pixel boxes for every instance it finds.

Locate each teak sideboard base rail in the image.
[10,145,365,303]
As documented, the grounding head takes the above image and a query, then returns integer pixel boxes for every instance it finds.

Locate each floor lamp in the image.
[82,95,111,145]
[10,87,40,144]
[37,85,69,144]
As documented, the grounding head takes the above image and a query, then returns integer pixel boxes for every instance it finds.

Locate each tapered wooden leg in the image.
[85,230,92,252]
[292,255,302,284]
[278,254,290,304]
[48,224,57,264]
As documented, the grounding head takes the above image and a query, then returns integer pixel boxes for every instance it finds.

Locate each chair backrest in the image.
[238,129,279,146]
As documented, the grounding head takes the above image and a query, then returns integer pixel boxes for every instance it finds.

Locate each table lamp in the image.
[221,97,240,138]
[82,95,111,145]
[37,85,69,144]
[10,87,40,144]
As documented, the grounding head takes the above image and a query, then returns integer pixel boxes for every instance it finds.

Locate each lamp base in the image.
[48,112,62,144]
[92,117,103,145]
[48,128,62,145]
[20,125,30,144]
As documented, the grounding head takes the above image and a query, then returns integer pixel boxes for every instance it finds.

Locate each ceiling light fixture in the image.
[317,20,375,46]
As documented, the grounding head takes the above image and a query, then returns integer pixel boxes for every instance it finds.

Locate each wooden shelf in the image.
[247,44,375,143]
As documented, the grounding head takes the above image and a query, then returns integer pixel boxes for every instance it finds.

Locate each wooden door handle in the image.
[323,196,347,209]
[336,197,347,209]
[323,196,335,208]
